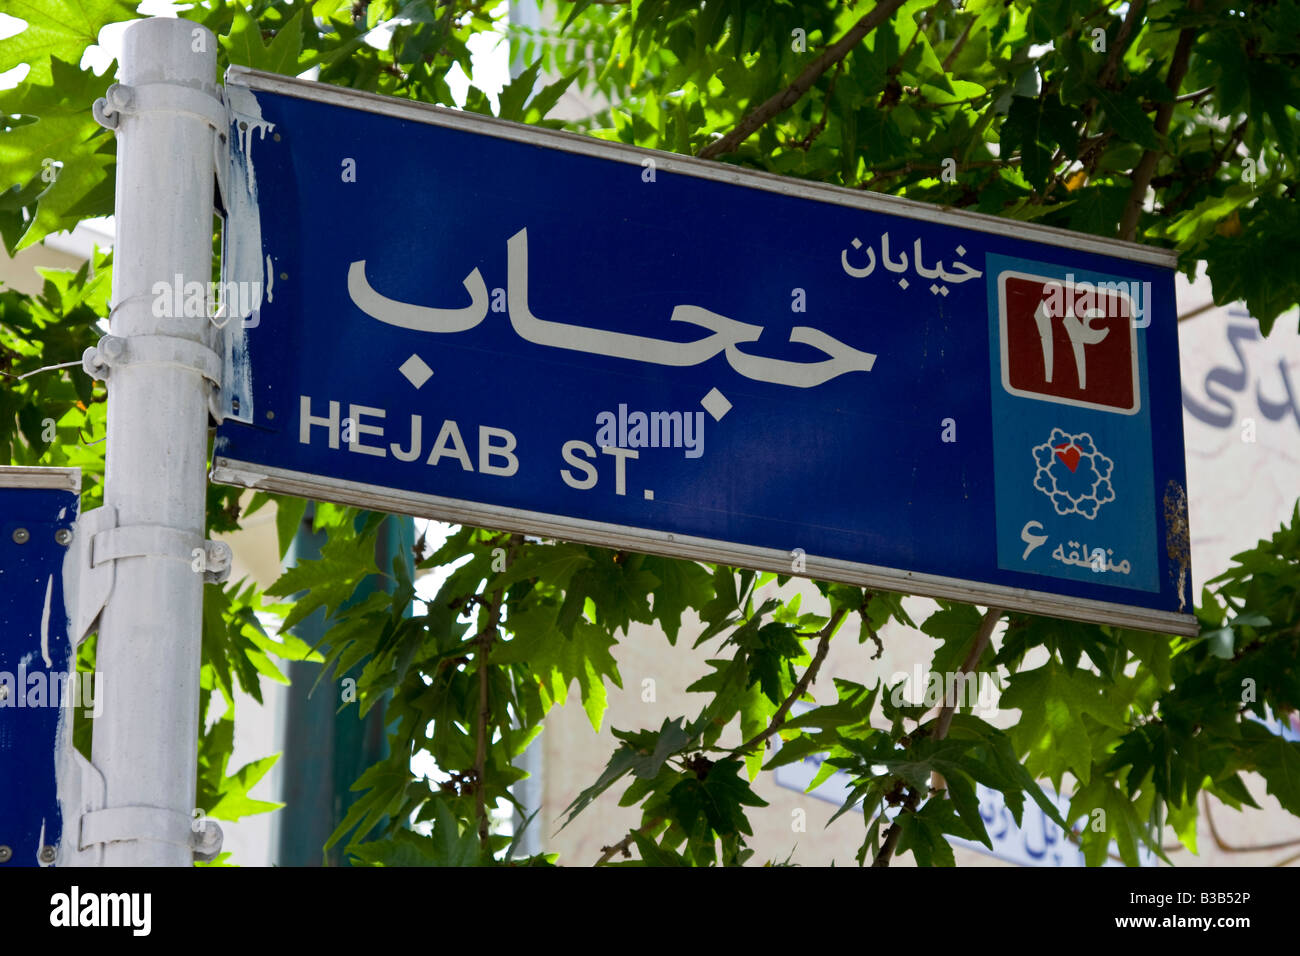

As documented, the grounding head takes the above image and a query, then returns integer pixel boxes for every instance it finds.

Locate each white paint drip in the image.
[221,85,274,424]
[235,97,275,193]
[40,574,53,667]
[56,494,94,865]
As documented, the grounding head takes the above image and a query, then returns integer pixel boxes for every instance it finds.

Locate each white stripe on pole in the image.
[92,17,217,867]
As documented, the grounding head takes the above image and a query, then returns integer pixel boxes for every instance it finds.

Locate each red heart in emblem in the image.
[1054,443,1081,473]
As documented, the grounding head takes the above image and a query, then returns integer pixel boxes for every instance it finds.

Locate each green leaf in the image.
[746,621,804,705]
[350,800,486,866]
[1068,775,1150,867]
[1001,659,1128,786]
[324,761,409,851]
[667,758,767,838]
[642,556,711,645]
[221,7,305,74]
[1167,797,1198,854]
[922,602,988,675]
[569,554,657,637]
[274,495,308,559]
[1094,87,1159,151]
[498,57,542,122]
[560,744,639,827]
[1245,724,1300,817]
[1002,95,1051,189]
[739,681,775,779]
[208,754,283,820]
[265,530,375,630]
[631,831,690,866]
[0,0,136,85]
[492,541,592,591]
[894,797,968,866]
[943,771,992,849]
[506,614,622,730]
[195,705,283,825]
[1204,199,1300,333]
[1165,185,1254,245]
[0,58,114,250]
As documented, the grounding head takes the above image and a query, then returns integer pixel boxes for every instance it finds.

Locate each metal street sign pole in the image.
[80,18,227,866]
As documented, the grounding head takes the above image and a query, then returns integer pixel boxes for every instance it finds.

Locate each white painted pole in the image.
[91,18,218,866]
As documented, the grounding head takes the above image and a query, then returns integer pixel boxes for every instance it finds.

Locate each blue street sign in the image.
[213,68,1195,635]
[0,467,80,866]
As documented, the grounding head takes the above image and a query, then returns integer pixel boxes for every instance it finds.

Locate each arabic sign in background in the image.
[213,70,1194,634]
[1180,305,1300,594]
[772,701,1297,866]
[769,703,1159,867]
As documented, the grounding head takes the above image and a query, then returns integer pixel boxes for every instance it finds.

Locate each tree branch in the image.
[940,15,974,73]
[1097,0,1145,91]
[859,156,1018,189]
[871,606,1002,867]
[596,816,663,865]
[473,603,503,848]
[697,0,908,159]
[871,786,919,867]
[932,607,1002,742]
[1168,85,1214,107]
[732,607,847,756]
[473,533,521,850]
[793,60,843,151]
[1157,116,1247,218]
[1118,0,1201,241]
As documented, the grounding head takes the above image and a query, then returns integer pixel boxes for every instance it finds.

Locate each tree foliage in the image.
[1,0,1298,866]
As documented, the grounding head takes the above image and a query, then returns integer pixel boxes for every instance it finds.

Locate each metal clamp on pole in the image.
[79,806,224,863]
[93,81,228,134]
[92,524,232,584]
[82,333,222,386]
[82,333,225,423]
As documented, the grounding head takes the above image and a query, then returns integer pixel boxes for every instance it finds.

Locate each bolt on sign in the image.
[0,467,81,867]
[211,67,1195,636]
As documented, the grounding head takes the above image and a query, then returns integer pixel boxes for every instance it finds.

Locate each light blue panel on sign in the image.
[986,253,1158,593]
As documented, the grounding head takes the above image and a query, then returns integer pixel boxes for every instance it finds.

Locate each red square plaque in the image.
[997,270,1140,414]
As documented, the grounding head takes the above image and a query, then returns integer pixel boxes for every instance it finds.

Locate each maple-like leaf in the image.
[1001,659,1129,787]
[0,0,136,85]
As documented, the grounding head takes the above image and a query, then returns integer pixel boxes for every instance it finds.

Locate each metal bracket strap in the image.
[69,506,116,644]
[82,333,222,385]
[93,81,227,133]
[107,290,221,341]
[91,524,232,584]
[69,508,231,646]
[82,332,226,423]
[79,806,223,861]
